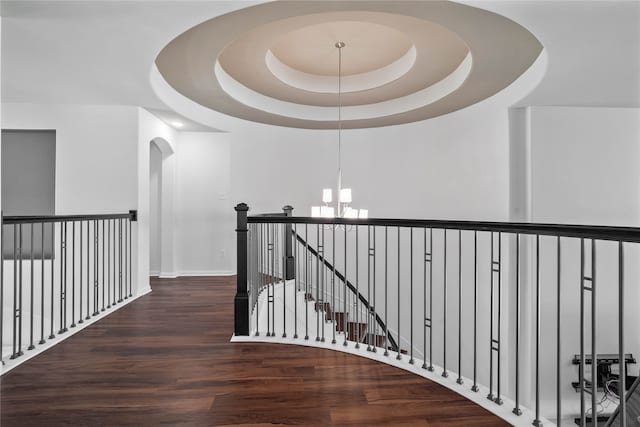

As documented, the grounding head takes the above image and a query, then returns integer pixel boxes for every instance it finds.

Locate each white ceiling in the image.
[1,1,639,129]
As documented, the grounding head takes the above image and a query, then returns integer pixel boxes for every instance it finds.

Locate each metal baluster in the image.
[281,224,287,338]
[107,220,111,309]
[305,223,309,341]
[488,232,494,399]
[255,224,260,336]
[456,229,463,384]
[580,238,586,427]
[124,218,128,300]
[556,236,561,425]
[396,226,400,360]
[93,221,99,315]
[422,228,427,368]
[331,224,336,344]
[11,224,18,359]
[0,215,3,363]
[591,239,597,427]
[119,219,123,303]
[496,232,503,404]
[471,231,478,390]
[533,234,542,427]
[79,222,84,324]
[428,229,434,372]
[321,226,325,343]
[344,225,348,347]
[316,224,320,342]
[50,222,56,338]
[29,223,35,349]
[618,241,626,427]
[283,223,287,338]
[367,226,372,351]
[128,219,132,298]
[70,222,76,328]
[293,223,298,339]
[19,225,24,351]
[384,226,388,356]
[102,220,105,310]
[40,222,46,342]
[355,225,360,349]
[513,234,522,413]
[60,222,67,334]
[442,229,448,377]
[409,227,414,364]
[266,224,272,336]
[272,224,276,337]
[112,219,116,307]
[372,226,377,353]
[85,221,90,320]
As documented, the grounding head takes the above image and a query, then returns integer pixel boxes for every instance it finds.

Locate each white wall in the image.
[2,104,138,214]
[175,132,233,275]
[507,106,640,421]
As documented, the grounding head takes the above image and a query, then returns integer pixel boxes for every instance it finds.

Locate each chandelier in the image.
[311,41,368,219]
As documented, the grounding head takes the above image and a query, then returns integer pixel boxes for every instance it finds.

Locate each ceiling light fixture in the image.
[311,41,368,219]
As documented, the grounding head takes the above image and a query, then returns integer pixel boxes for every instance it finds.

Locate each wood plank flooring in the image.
[0,276,508,426]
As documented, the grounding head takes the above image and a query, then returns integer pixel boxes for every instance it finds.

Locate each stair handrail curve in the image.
[291,229,399,352]
[243,208,398,352]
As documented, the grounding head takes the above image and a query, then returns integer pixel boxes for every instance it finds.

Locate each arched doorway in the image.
[149,137,175,277]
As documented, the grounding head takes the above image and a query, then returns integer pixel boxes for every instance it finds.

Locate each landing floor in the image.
[0,276,508,426]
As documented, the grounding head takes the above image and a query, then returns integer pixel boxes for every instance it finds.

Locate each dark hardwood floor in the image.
[0,276,508,426]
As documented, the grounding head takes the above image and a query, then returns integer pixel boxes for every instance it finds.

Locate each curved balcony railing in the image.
[234,203,638,427]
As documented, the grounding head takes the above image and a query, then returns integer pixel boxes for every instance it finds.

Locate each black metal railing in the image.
[235,203,639,427]
[1,210,137,366]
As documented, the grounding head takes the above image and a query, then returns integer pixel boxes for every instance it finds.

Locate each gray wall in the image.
[2,130,56,258]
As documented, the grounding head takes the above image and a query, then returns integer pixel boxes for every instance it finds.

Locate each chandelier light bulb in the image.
[321,206,335,218]
[322,188,333,203]
[339,188,352,203]
[344,207,358,219]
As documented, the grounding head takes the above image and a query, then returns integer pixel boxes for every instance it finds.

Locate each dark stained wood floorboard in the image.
[0,276,509,427]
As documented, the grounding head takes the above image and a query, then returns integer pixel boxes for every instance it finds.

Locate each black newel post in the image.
[234,203,250,336]
[282,205,295,280]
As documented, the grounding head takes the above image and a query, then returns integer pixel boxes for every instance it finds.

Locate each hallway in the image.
[0,276,507,426]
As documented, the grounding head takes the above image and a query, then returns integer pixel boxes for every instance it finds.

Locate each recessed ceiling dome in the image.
[269,20,414,78]
[155,1,543,129]
[264,20,419,94]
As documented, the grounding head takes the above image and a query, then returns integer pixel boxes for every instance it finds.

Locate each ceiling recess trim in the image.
[155,1,544,129]
[216,53,473,121]
[265,45,417,94]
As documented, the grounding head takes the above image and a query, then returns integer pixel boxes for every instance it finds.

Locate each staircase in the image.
[307,292,404,352]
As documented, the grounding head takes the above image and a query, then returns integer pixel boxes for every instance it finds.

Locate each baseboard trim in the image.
[151,271,236,278]
[179,271,236,277]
